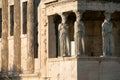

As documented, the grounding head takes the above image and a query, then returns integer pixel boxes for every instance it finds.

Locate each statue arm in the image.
[82,23,85,34]
[102,24,106,37]
[74,21,78,32]
[58,24,61,31]
[58,24,64,39]
[74,22,77,38]
[58,24,61,38]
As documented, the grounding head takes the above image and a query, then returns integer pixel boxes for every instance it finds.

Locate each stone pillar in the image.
[27,0,35,73]
[1,0,8,73]
[102,11,114,56]
[74,11,85,56]
[14,0,21,73]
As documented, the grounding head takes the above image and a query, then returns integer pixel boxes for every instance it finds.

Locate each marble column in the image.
[14,0,21,73]
[27,0,35,73]
[1,0,8,73]
[74,11,85,56]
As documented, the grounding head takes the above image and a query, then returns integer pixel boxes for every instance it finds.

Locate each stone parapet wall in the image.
[47,57,77,80]
[47,57,120,80]
[77,57,120,80]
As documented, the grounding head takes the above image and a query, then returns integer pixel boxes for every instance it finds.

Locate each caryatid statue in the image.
[102,12,114,56]
[58,13,70,57]
[74,11,85,56]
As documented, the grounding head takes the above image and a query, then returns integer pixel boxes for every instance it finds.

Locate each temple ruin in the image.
[0,0,120,80]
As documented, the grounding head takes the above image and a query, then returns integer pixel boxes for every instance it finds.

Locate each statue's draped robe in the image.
[58,23,70,56]
[74,21,85,56]
[102,21,114,56]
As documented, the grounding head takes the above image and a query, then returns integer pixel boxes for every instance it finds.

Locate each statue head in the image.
[104,12,111,22]
[75,10,84,21]
[60,13,67,24]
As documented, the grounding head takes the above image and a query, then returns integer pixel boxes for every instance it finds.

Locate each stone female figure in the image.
[74,11,85,56]
[102,12,114,56]
[58,13,70,57]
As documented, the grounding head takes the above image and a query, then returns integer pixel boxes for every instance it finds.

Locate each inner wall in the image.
[84,11,120,57]
[84,20,103,56]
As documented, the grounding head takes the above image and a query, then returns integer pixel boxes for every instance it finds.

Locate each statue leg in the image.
[63,38,66,56]
[60,37,66,57]
[110,34,114,56]
[75,36,77,56]
[78,37,80,56]
[103,37,108,56]
[79,36,82,56]
[66,36,70,56]
[60,39,63,56]
[79,32,85,56]
[81,36,85,56]
[75,33,80,56]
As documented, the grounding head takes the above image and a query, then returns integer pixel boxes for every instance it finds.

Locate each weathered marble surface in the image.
[58,13,70,57]
[14,0,21,72]
[27,0,35,73]
[102,12,114,57]
[1,0,8,72]
[47,57,77,80]
[74,11,85,56]
[47,57,120,80]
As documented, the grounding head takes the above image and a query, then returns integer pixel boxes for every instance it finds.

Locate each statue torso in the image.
[102,21,112,33]
[75,21,84,33]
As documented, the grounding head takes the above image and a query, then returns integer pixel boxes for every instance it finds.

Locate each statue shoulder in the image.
[59,23,62,26]
[58,23,62,30]
[74,21,77,25]
[102,21,107,27]
[74,21,79,26]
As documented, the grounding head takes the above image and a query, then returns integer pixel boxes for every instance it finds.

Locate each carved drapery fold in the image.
[102,11,114,56]
[74,11,85,56]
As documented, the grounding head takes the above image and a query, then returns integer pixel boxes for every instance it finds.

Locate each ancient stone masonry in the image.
[0,9,2,38]
[1,0,8,73]
[27,0,35,73]
[14,0,21,73]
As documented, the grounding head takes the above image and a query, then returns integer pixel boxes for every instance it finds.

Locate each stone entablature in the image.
[44,0,120,4]
[45,0,120,16]
[78,2,120,11]
[45,0,77,16]
[44,0,57,4]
